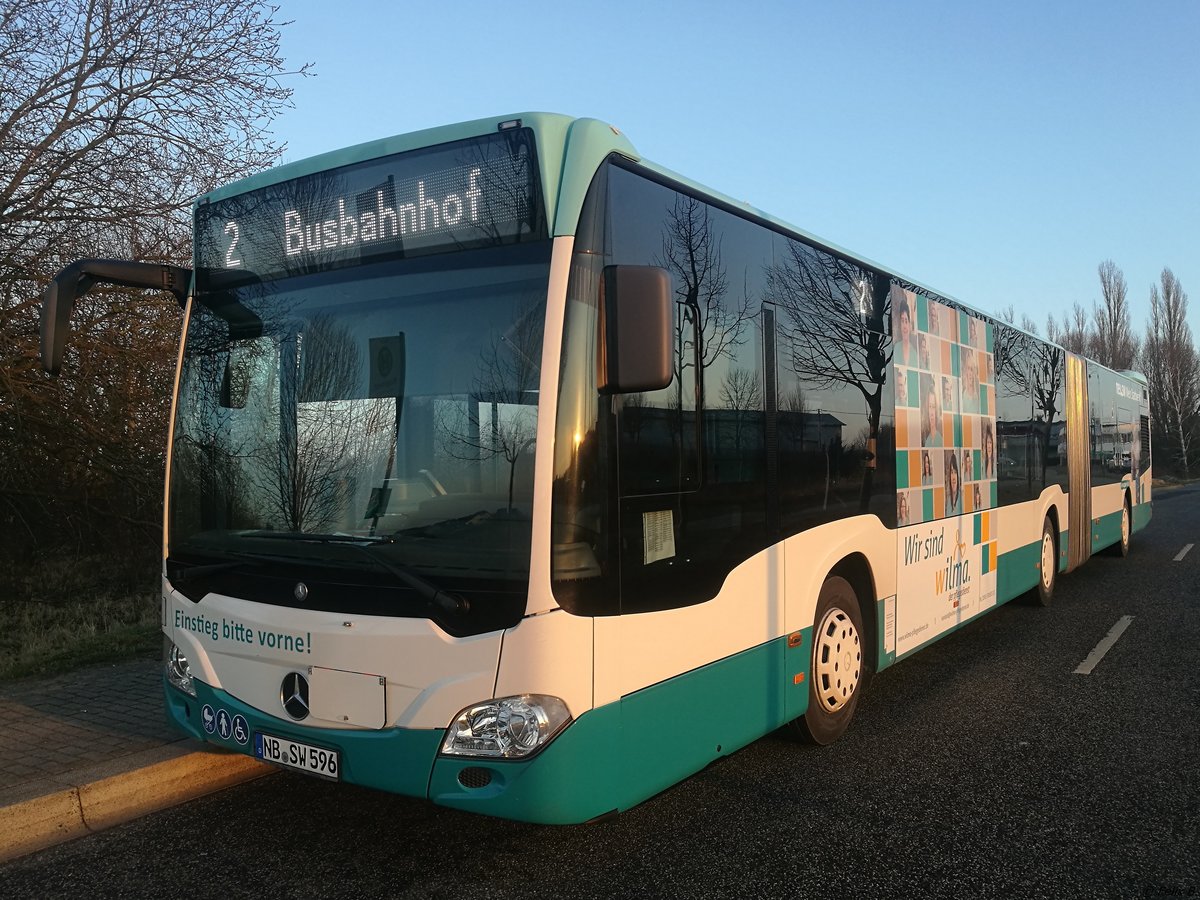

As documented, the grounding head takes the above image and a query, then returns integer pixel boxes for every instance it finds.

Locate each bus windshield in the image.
[167,242,551,627]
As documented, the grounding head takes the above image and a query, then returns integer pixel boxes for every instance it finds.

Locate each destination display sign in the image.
[194,129,544,289]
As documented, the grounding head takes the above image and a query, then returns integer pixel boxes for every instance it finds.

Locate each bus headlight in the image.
[441,695,571,759]
[165,639,196,697]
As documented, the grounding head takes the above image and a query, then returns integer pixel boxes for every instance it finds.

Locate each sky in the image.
[269,0,1199,341]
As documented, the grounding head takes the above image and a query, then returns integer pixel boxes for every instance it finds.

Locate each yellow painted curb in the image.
[0,788,89,862]
[80,752,271,832]
[0,752,272,863]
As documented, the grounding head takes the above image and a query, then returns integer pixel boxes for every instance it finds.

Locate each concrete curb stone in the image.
[0,741,272,863]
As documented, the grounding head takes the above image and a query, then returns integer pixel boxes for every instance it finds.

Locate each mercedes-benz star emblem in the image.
[281,672,310,720]
[293,582,309,603]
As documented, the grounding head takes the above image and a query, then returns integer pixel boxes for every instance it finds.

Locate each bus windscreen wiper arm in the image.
[172,560,254,583]
[242,532,470,615]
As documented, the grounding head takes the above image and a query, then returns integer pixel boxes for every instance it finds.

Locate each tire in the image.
[1110,496,1132,558]
[791,576,866,746]
[1035,517,1057,606]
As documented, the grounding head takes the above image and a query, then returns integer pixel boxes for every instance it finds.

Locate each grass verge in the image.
[0,557,160,682]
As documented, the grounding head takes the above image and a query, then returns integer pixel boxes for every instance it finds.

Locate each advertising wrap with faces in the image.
[891,287,1000,658]
[892,287,997,525]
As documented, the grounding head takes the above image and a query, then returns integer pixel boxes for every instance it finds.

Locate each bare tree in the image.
[620,392,649,447]
[767,242,890,510]
[992,304,1025,390]
[1143,268,1198,476]
[1029,341,1065,486]
[1093,260,1140,369]
[645,194,756,473]
[436,299,543,512]
[657,195,754,400]
[0,0,307,582]
[992,303,1039,337]
[1,1,307,311]
[719,367,763,478]
[993,305,1063,488]
[261,318,393,532]
[1046,302,1091,356]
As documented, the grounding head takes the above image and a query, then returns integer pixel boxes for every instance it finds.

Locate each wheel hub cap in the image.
[815,607,861,712]
[1042,534,1054,588]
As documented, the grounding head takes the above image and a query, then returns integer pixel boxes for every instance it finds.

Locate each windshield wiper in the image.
[390,509,494,538]
[242,531,391,544]
[172,560,255,583]
[241,531,470,616]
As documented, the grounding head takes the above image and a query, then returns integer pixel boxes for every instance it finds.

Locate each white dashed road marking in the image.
[1074,616,1135,675]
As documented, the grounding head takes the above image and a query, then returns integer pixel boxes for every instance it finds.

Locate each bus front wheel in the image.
[791,576,865,746]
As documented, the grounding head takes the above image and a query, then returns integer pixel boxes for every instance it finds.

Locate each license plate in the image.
[255,732,340,780]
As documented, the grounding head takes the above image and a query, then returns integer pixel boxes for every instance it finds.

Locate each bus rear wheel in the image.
[1111,496,1132,558]
[1035,517,1057,606]
[791,576,865,746]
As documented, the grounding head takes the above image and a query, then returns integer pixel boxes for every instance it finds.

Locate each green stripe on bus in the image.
[1091,508,1124,552]
[431,632,808,823]
[1133,502,1152,531]
[168,632,814,825]
[997,538,1041,604]
[164,676,444,798]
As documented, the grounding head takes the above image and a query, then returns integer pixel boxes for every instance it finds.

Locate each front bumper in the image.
[163,675,622,824]
[164,675,441,798]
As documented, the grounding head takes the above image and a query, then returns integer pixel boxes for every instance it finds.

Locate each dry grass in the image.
[0,555,161,681]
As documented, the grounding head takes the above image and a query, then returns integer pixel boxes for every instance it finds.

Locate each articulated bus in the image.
[41,113,1151,823]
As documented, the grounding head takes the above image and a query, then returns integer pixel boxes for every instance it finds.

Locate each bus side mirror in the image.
[41,259,191,376]
[598,265,673,395]
[42,269,92,377]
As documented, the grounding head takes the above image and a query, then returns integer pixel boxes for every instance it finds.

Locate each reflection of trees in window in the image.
[254,315,393,532]
[436,298,542,511]
[197,169,350,286]
[453,129,542,246]
[610,191,760,494]
[619,391,648,447]
[656,195,754,409]
[719,367,763,480]
[991,316,1028,400]
[176,281,392,537]
[173,301,281,534]
[778,387,807,445]
[992,319,1033,494]
[767,240,891,510]
[657,195,748,367]
[1029,342,1065,486]
[992,317,1064,492]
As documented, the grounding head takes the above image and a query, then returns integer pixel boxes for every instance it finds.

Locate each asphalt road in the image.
[3,490,1198,899]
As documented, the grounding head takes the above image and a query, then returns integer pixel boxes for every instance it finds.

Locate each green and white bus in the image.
[42,113,1151,823]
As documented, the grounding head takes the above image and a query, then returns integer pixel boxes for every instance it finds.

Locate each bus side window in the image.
[605,166,774,613]
[771,235,893,534]
[615,301,699,496]
[993,321,1035,502]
